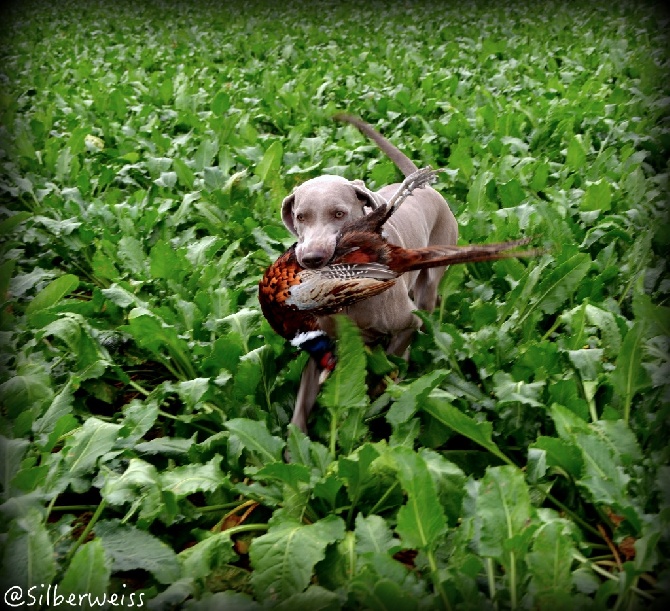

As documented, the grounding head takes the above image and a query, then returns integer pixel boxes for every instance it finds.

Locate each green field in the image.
[1,0,669,608]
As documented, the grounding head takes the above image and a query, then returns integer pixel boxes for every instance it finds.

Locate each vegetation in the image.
[1,0,668,608]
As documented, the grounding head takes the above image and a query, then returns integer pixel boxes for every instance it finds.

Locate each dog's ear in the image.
[349,179,387,211]
[281,193,298,235]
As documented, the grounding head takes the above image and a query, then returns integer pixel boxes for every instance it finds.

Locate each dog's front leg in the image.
[290,357,321,433]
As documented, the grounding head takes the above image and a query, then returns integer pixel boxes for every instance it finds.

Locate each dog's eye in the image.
[333,211,345,219]
[296,213,305,222]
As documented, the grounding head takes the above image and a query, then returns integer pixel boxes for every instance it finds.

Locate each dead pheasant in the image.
[258,168,537,373]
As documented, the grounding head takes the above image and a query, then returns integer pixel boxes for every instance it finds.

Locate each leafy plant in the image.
[1,0,668,608]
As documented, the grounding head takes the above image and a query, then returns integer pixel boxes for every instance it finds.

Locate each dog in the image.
[280,114,458,433]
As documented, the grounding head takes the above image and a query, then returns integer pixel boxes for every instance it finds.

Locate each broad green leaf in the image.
[255,140,284,184]
[0,508,56,592]
[354,514,400,556]
[321,316,368,411]
[527,519,577,607]
[531,436,584,478]
[63,417,122,478]
[573,432,630,507]
[160,456,227,497]
[581,180,612,212]
[117,235,148,276]
[492,371,545,406]
[498,177,526,207]
[254,462,311,489]
[386,370,447,425]
[101,458,160,506]
[421,398,509,464]
[0,211,31,235]
[119,398,159,443]
[150,239,186,280]
[467,170,495,212]
[25,273,79,315]
[225,418,284,464]
[532,253,591,316]
[249,514,345,601]
[420,448,467,525]
[274,585,341,611]
[0,363,53,420]
[391,445,447,550]
[611,322,652,418]
[474,465,534,561]
[0,436,29,498]
[566,135,587,170]
[179,531,238,580]
[58,539,111,609]
[32,378,75,440]
[135,437,195,455]
[96,519,180,584]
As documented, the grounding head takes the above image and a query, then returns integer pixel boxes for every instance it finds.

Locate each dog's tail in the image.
[387,238,542,273]
[333,113,419,178]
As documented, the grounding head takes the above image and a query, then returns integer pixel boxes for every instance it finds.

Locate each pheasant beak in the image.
[318,368,331,384]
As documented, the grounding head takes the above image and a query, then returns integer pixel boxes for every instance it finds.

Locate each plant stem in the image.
[427,548,453,611]
[219,523,269,537]
[486,558,498,610]
[50,505,99,512]
[367,481,400,515]
[64,499,107,565]
[508,551,518,609]
[572,551,654,601]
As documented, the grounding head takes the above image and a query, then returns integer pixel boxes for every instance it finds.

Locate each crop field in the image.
[1,0,669,608]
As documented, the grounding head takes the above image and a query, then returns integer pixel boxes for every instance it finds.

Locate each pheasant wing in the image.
[285,263,397,312]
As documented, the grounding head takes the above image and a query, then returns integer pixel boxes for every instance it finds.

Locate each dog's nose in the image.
[300,253,329,269]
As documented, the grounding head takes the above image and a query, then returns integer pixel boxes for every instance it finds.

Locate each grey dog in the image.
[280,114,458,433]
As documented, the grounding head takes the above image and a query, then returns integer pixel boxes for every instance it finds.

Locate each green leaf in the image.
[255,140,284,184]
[274,586,341,611]
[321,316,368,411]
[225,418,284,464]
[581,180,612,212]
[58,539,111,608]
[467,170,495,213]
[0,436,29,497]
[0,508,56,592]
[611,322,652,419]
[420,448,467,525]
[354,514,400,556]
[498,178,526,207]
[574,432,630,508]
[0,211,31,235]
[527,519,577,607]
[96,519,181,584]
[160,455,227,498]
[249,514,345,601]
[391,445,447,550]
[63,417,122,478]
[32,378,76,440]
[117,235,148,276]
[530,253,592,317]
[531,436,584,478]
[386,370,447,426]
[24,273,79,316]
[473,466,534,561]
[179,531,238,580]
[566,135,587,170]
[101,458,160,506]
[421,398,509,463]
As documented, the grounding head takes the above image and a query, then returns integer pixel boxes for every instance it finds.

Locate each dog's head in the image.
[281,175,386,268]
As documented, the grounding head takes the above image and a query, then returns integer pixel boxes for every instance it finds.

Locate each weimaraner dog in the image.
[281,113,458,433]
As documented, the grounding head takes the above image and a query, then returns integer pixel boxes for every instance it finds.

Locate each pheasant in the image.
[258,168,537,375]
